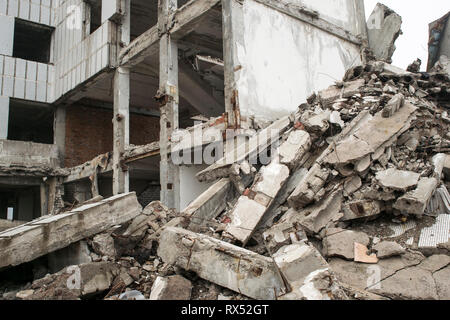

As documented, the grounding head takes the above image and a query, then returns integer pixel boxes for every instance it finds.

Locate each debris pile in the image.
[1,57,450,300]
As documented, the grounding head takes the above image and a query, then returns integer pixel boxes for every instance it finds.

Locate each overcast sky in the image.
[364,0,450,71]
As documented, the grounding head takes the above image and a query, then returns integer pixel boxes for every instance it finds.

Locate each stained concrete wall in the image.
[0,139,59,167]
[233,0,363,121]
[0,96,8,139]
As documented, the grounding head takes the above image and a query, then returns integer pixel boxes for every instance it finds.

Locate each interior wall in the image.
[233,0,362,121]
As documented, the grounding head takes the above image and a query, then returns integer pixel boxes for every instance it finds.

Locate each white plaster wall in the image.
[179,165,214,211]
[236,0,361,121]
[288,0,365,35]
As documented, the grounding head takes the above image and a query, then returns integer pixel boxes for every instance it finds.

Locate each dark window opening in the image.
[90,1,102,34]
[0,186,41,222]
[13,18,53,64]
[8,99,54,144]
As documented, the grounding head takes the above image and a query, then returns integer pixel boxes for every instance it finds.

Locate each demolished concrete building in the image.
[0,0,450,301]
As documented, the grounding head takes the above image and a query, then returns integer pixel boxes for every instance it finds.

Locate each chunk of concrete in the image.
[91,233,117,258]
[279,130,311,169]
[149,275,192,300]
[367,3,402,63]
[323,228,370,260]
[297,190,344,235]
[324,102,417,165]
[343,176,362,197]
[375,168,420,191]
[372,241,406,259]
[341,200,382,221]
[157,227,286,300]
[319,79,365,104]
[382,93,404,118]
[288,164,330,210]
[273,243,347,300]
[225,162,290,244]
[394,177,439,216]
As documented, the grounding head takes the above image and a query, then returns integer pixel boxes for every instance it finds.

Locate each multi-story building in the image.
[0,0,366,224]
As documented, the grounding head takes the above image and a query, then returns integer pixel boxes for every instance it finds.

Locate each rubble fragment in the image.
[372,241,406,259]
[149,275,192,300]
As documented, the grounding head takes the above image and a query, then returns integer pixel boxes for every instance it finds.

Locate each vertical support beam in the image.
[159,0,180,211]
[40,182,49,216]
[0,96,10,139]
[54,104,66,166]
[113,0,131,195]
[222,0,244,128]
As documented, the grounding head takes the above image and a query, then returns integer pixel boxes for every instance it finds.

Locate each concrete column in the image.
[221,0,244,128]
[54,104,66,166]
[0,96,10,139]
[40,182,49,216]
[159,0,180,211]
[112,0,131,195]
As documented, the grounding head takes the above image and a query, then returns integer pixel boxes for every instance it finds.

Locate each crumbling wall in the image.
[64,104,160,167]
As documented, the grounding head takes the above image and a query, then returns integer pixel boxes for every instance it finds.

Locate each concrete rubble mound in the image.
[1,56,450,301]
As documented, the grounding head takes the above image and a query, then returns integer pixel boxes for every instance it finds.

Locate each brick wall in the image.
[65,105,160,167]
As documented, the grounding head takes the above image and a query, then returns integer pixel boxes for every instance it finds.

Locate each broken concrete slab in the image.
[273,243,347,300]
[318,79,366,104]
[343,175,362,197]
[196,116,291,183]
[288,164,330,210]
[149,275,192,300]
[157,227,286,300]
[372,241,406,259]
[323,228,370,260]
[341,200,383,221]
[297,189,343,235]
[0,192,142,270]
[278,130,311,169]
[91,233,117,258]
[394,177,439,216]
[375,168,420,191]
[324,102,417,165]
[367,3,402,63]
[225,161,290,244]
[382,93,404,118]
[185,178,235,231]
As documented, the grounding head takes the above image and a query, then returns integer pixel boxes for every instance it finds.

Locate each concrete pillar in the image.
[112,0,131,195]
[159,0,180,211]
[40,182,49,216]
[221,0,244,128]
[54,104,66,166]
[0,96,9,139]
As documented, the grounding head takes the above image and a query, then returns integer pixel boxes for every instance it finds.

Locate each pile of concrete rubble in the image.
[1,57,450,300]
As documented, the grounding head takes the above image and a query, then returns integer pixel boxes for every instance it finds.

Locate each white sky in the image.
[364,0,450,71]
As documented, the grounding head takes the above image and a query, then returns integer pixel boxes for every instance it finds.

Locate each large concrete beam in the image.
[158,227,287,300]
[0,192,142,270]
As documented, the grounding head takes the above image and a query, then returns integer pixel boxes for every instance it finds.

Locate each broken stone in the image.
[372,241,406,259]
[279,130,311,169]
[393,177,439,216]
[149,275,192,300]
[341,200,382,221]
[273,243,347,300]
[375,168,420,191]
[297,189,343,235]
[382,93,404,118]
[323,228,370,260]
[91,233,117,258]
[158,227,286,300]
[288,164,330,210]
[16,289,34,300]
[343,175,362,197]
